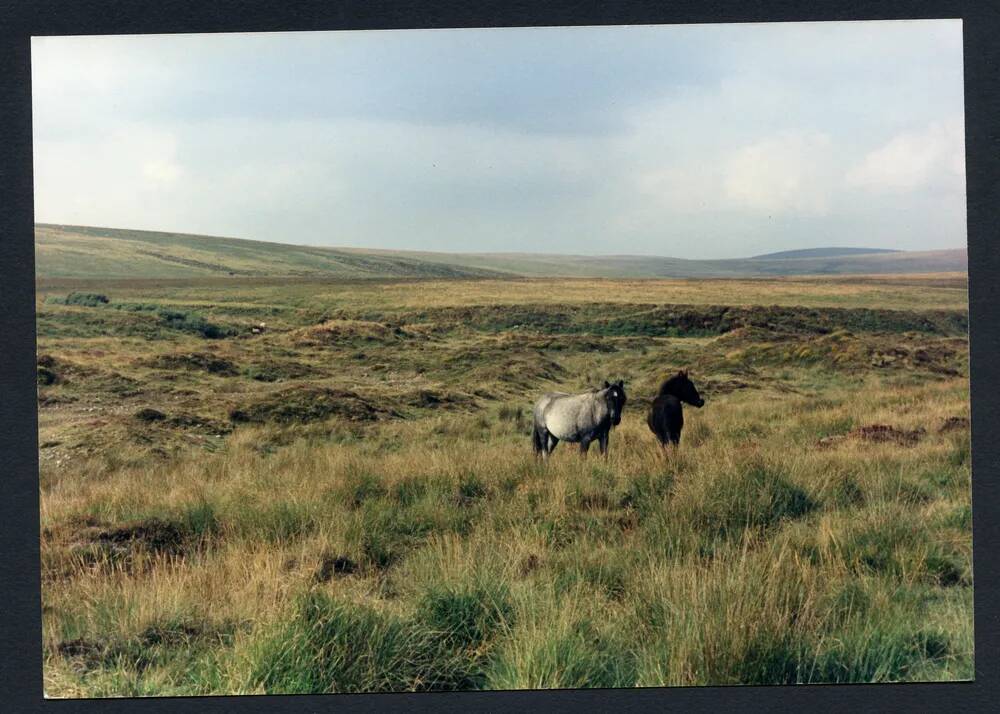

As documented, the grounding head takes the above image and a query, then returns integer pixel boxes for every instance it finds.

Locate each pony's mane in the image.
[658,373,686,396]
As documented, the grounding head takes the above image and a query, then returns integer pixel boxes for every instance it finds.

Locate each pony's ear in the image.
[604,380,610,388]
[678,369,687,377]
[617,379,624,387]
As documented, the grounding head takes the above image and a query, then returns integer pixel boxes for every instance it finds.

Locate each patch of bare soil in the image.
[868,343,963,375]
[56,638,109,672]
[939,416,970,433]
[165,412,233,434]
[135,407,167,422]
[44,516,196,579]
[314,554,358,582]
[818,424,926,448]
[519,553,541,577]
[816,435,847,448]
[84,519,188,556]
[851,424,926,445]
[37,354,95,386]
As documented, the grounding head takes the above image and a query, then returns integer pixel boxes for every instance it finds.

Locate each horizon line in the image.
[33,221,969,263]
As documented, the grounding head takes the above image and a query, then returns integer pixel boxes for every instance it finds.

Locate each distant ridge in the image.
[34,224,967,280]
[750,247,901,260]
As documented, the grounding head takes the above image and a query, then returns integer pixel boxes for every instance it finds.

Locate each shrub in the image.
[156,309,233,339]
[49,292,110,307]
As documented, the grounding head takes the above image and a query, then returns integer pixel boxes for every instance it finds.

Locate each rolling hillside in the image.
[750,247,900,260]
[35,224,968,280]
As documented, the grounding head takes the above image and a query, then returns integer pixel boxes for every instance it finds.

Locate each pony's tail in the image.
[532,423,545,454]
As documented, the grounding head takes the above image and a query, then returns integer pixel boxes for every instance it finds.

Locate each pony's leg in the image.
[598,431,609,456]
[579,437,592,457]
[546,433,559,457]
[659,432,675,458]
[533,424,544,457]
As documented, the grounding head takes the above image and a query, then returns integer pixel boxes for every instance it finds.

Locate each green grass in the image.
[37,273,972,696]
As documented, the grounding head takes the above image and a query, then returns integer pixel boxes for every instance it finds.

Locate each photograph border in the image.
[2,1,997,712]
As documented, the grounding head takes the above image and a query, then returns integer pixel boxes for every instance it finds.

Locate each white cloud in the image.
[30,23,967,257]
[142,159,182,184]
[845,118,965,192]
[723,132,836,215]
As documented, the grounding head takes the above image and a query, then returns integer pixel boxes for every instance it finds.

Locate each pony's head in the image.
[660,370,705,407]
[603,379,627,425]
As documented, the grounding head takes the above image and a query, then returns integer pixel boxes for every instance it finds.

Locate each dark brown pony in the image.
[647,370,704,448]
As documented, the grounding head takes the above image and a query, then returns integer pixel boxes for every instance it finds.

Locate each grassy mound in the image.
[229,386,390,425]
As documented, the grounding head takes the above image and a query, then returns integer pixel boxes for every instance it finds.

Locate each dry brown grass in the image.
[37,275,972,696]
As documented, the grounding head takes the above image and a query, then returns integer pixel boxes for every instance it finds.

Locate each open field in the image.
[37,274,972,696]
[36,224,969,279]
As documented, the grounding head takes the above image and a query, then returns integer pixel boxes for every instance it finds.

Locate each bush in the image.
[157,309,233,339]
[49,292,110,307]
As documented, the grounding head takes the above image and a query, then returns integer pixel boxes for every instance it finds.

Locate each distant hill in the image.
[34,224,968,280]
[750,247,901,260]
[34,224,506,280]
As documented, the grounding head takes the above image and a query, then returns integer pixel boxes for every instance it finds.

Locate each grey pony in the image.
[532,380,627,458]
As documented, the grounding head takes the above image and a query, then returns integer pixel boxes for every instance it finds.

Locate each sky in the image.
[31,20,966,259]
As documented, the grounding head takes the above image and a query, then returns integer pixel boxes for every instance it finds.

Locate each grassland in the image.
[36,273,972,696]
[36,223,969,279]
